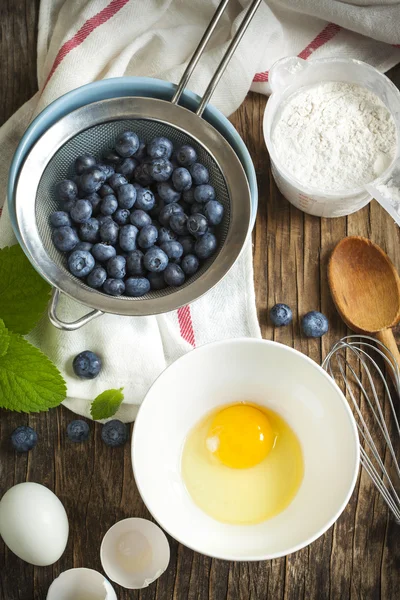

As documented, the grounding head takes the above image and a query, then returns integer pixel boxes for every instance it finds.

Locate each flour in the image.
[272,82,397,193]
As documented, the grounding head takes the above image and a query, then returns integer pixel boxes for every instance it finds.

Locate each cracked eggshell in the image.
[46,568,117,600]
[100,518,170,589]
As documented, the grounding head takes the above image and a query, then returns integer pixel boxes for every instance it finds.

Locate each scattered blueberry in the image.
[138,224,158,249]
[108,173,128,191]
[204,200,224,226]
[117,183,137,209]
[144,247,168,272]
[147,137,173,160]
[149,158,173,182]
[125,276,151,297]
[75,154,96,175]
[68,250,95,278]
[50,211,71,228]
[126,249,145,276]
[70,199,92,223]
[92,243,117,262]
[87,266,107,289]
[80,167,105,194]
[11,426,37,452]
[107,255,126,279]
[115,131,140,158]
[172,167,192,192]
[164,263,185,286]
[67,420,90,442]
[114,208,131,226]
[158,226,177,244]
[160,240,183,260]
[187,213,208,237]
[190,163,209,185]
[52,226,79,252]
[116,157,138,179]
[79,218,100,243]
[179,235,195,256]
[269,303,292,327]
[170,213,188,235]
[194,184,215,203]
[101,419,128,447]
[130,209,152,229]
[157,181,181,204]
[73,350,102,379]
[159,203,183,227]
[99,220,119,244]
[195,232,217,260]
[56,179,78,205]
[181,254,199,276]
[119,224,138,252]
[103,278,125,296]
[301,311,329,338]
[100,194,118,216]
[177,145,197,167]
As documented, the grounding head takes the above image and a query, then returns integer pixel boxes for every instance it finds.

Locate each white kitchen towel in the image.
[0,0,399,421]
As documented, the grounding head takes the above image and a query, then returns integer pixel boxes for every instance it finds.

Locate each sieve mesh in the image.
[36,118,231,301]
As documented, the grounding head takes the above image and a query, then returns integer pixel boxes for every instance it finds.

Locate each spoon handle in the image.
[375,329,400,379]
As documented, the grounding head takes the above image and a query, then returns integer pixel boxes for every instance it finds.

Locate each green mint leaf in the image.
[0,318,10,357]
[90,388,124,420]
[0,332,66,412]
[0,245,51,335]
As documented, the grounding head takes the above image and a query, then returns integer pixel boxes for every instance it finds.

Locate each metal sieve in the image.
[14,0,260,330]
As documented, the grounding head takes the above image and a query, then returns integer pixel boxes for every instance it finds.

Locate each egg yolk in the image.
[206,404,275,469]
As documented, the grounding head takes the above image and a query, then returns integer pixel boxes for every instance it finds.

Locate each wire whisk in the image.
[323,335,400,523]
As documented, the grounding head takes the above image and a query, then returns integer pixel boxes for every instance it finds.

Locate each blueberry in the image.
[204,200,224,226]
[116,157,138,180]
[301,311,329,338]
[79,218,100,243]
[97,163,115,180]
[130,209,152,229]
[108,173,128,191]
[183,188,196,204]
[160,240,183,260]
[149,158,173,182]
[50,211,71,228]
[269,303,292,327]
[172,167,192,192]
[194,184,215,203]
[114,208,131,226]
[103,278,125,296]
[157,227,177,245]
[147,271,167,290]
[144,247,169,272]
[100,194,118,216]
[119,224,138,252]
[148,196,165,219]
[70,199,93,223]
[159,203,183,227]
[187,213,208,237]
[92,243,117,262]
[117,183,137,209]
[75,154,96,175]
[80,167,105,194]
[138,224,158,249]
[115,131,140,158]
[101,419,128,447]
[73,350,102,379]
[99,184,114,198]
[11,426,37,452]
[170,213,188,235]
[126,249,145,275]
[103,149,121,165]
[68,250,95,278]
[164,263,185,286]
[195,232,217,260]
[181,254,199,276]
[133,139,147,161]
[74,241,93,253]
[134,162,153,186]
[190,162,209,185]
[190,201,205,215]
[147,136,173,159]
[52,226,79,251]
[157,181,181,204]
[178,235,195,256]
[100,220,119,244]
[87,265,107,289]
[177,145,197,167]
[97,214,114,227]
[56,179,78,205]
[86,192,102,214]
[107,255,126,279]
[135,187,155,212]
[125,276,151,297]
[67,420,90,442]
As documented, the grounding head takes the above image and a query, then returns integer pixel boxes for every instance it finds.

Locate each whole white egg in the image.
[0,482,69,566]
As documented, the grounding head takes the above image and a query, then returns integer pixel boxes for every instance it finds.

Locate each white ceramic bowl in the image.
[132,339,359,561]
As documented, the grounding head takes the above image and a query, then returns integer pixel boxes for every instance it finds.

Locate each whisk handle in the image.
[375,328,400,379]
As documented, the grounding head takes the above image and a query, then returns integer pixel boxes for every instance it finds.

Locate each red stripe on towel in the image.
[253,23,341,83]
[43,0,130,88]
[178,305,196,347]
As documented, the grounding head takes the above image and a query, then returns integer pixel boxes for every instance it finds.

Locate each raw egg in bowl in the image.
[132,339,359,561]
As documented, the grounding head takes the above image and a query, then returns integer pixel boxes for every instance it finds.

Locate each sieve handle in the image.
[48,289,103,331]
[171,0,262,117]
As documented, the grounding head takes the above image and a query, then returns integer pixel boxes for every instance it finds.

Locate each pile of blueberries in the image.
[50,131,224,297]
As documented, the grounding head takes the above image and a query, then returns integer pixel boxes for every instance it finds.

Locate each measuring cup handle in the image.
[48,289,103,331]
[269,57,308,93]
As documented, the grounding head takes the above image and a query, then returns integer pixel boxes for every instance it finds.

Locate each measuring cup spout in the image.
[365,156,400,227]
[269,57,308,93]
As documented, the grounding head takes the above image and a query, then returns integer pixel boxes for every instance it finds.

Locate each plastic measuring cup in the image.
[263,57,400,221]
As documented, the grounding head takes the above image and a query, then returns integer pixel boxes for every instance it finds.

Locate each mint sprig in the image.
[0,245,51,335]
[0,319,10,357]
[90,388,124,420]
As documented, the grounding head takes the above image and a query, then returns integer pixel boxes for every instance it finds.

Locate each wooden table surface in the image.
[1,2,400,599]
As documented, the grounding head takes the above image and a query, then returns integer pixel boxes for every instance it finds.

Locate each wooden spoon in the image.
[328,236,400,372]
